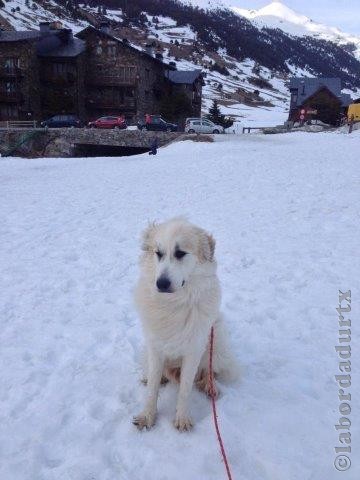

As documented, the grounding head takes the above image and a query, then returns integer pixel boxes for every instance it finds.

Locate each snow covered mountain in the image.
[231,1,360,60]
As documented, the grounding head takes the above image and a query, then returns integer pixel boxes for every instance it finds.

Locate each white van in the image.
[185,118,224,134]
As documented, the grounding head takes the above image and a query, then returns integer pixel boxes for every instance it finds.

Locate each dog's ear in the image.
[141,222,157,252]
[197,228,216,262]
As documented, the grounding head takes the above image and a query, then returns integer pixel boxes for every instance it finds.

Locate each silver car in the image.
[185,118,224,134]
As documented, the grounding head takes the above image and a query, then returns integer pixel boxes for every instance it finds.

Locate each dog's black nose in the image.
[156,276,171,292]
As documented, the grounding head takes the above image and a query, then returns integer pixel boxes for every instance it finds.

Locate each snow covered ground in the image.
[1,131,359,480]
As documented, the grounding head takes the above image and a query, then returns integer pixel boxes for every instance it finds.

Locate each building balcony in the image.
[41,73,77,85]
[0,67,24,78]
[86,97,136,110]
[0,91,23,103]
[86,74,137,87]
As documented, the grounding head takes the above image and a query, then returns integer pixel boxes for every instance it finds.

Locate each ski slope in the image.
[1,132,359,480]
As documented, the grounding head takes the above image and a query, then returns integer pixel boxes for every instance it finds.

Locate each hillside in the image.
[1,0,359,125]
[231,1,360,60]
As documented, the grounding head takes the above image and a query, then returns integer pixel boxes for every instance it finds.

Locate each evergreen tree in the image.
[206,100,233,129]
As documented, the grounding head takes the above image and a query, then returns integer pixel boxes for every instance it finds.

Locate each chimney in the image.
[58,28,73,43]
[145,44,154,56]
[39,22,51,35]
[169,61,177,69]
[155,52,163,60]
[100,21,110,34]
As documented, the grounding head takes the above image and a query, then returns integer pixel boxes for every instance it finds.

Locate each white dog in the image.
[133,218,237,431]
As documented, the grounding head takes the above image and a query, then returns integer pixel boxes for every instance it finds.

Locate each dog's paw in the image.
[141,376,169,386]
[196,373,219,399]
[133,411,156,430]
[174,414,193,432]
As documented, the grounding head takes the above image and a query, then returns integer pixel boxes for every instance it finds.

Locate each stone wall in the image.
[0,128,183,158]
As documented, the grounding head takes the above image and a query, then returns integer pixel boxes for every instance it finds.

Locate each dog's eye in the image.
[174,250,187,259]
[156,251,163,260]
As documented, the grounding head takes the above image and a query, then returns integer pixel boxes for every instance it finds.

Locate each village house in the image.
[288,77,352,125]
[167,69,203,118]
[0,29,42,121]
[0,21,203,123]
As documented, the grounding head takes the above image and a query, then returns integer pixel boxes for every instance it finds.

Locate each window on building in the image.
[0,80,16,92]
[4,58,20,71]
[145,68,150,80]
[0,104,18,119]
[125,87,135,98]
[113,89,125,105]
[107,44,117,57]
[291,92,298,104]
[118,66,136,83]
[53,63,68,76]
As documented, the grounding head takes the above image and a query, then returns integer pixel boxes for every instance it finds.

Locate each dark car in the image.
[88,116,127,129]
[138,115,178,132]
[41,115,83,128]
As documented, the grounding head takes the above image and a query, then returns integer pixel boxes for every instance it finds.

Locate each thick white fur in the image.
[133,218,238,431]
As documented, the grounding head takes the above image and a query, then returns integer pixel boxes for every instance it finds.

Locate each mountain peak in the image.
[236,1,310,25]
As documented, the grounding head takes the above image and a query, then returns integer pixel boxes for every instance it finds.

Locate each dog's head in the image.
[141,218,216,293]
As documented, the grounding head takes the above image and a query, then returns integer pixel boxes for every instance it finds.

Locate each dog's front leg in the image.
[133,347,164,430]
[174,351,203,431]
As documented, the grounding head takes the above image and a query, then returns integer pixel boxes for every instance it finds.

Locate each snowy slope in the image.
[180,0,226,9]
[0,0,87,31]
[1,132,360,480]
[231,1,360,60]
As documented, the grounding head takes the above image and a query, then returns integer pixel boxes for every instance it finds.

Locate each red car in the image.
[88,116,127,129]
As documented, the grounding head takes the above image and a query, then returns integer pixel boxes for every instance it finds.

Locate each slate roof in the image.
[76,26,175,69]
[289,77,342,106]
[340,93,353,107]
[38,37,86,58]
[167,69,202,84]
[0,30,42,42]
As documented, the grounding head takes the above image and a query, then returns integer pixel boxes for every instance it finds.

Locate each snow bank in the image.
[1,132,359,479]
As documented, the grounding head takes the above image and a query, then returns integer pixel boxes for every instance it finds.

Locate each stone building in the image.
[0,30,42,120]
[167,69,203,117]
[77,23,203,122]
[37,25,86,120]
[0,22,203,123]
[0,23,86,121]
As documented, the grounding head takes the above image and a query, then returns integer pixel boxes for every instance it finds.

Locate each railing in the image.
[86,75,137,87]
[0,91,23,102]
[0,120,37,129]
[1,129,45,157]
[41,73,76,85]
[86,98,136,109]
[0,67,24,78]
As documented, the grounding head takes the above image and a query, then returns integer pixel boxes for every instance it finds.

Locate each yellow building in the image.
[348,103,360,122]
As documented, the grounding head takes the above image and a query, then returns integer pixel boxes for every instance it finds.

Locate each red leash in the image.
[209,326,234,480]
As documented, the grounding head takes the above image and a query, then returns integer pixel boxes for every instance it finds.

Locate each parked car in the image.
[138,115,178,132]
[88,116,127,129]
[185,118,224,134]
[41,115,83,128]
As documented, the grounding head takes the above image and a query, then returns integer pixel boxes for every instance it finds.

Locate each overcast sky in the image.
[234,0,360,35]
